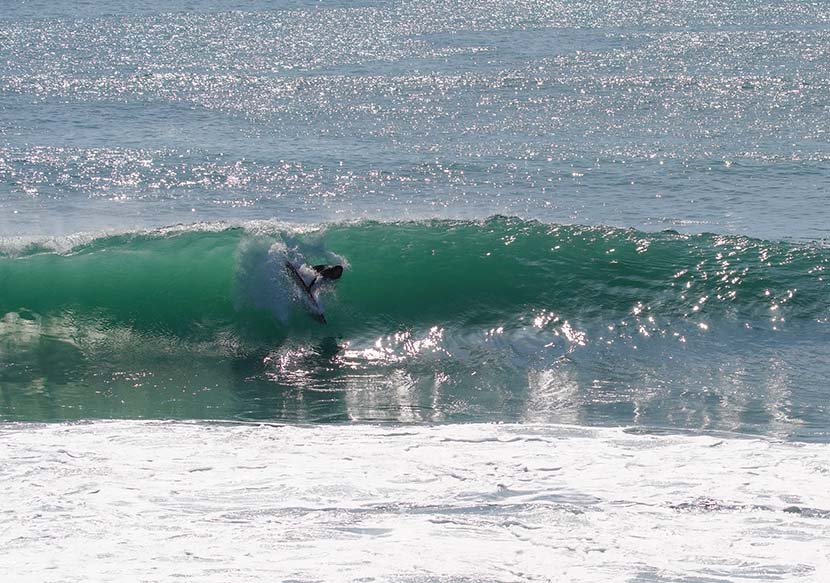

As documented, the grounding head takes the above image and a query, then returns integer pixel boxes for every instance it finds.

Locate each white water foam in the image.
[1,422,828,582]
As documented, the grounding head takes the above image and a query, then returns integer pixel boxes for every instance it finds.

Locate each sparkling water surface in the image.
[2,0,828,238]
[2,1,830,581]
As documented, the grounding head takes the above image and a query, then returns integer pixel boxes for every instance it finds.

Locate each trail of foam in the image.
[1,421,828,582]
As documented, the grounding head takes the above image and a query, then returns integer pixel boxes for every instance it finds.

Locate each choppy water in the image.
[2,0,830,580]
[2,0,829,239]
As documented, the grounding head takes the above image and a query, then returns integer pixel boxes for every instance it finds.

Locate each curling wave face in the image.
[1,216,829,438]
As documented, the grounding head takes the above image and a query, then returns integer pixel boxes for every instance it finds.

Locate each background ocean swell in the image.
[2,1,830,241]
[1,217,828,438]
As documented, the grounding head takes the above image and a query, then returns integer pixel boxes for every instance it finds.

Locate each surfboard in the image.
[285,261,327,324]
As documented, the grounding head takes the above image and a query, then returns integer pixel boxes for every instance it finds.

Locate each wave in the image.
[2,217,830,433]
[1,217,827,338]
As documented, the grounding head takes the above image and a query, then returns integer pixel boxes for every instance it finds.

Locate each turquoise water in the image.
[1,0,829,439]
[2,219,829,439]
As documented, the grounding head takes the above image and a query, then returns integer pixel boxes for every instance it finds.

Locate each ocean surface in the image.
[1,0,829,581]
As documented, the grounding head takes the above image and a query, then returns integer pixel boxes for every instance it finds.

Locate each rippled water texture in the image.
[1,0,828,238]
[2,0,830,433]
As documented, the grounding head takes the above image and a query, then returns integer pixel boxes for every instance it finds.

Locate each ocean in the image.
[1,0,829,580]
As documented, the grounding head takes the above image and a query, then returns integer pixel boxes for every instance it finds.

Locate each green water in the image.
[1,218,828,438]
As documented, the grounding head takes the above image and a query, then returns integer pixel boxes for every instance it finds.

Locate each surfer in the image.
[307,263,344,293]
[285,261,343,323]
